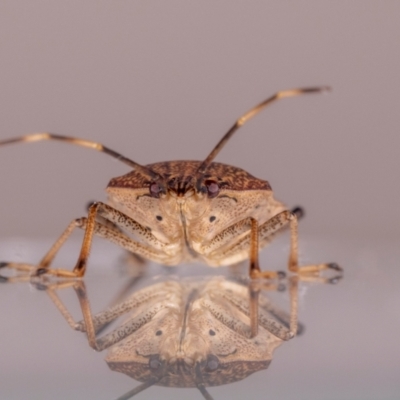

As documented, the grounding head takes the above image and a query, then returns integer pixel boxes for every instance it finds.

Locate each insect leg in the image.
[214,278,299,341]
[68,201,174,276]
[205,212,291,277]
[0,220,80,278]
[206,210,341,278]
[201,206,303,256]
[16,202,173,278]
[42,281,174,337]
[286,213,343,277]
[43,280,171,351]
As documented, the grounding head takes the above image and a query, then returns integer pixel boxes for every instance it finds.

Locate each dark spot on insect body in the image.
[156,215,163,221]
[156,330,163,336]
[209,216,216,223]
[209,329,216,336]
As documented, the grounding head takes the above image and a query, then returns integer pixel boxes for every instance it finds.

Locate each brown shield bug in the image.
[0,87,341,279]
[37,275,303,399]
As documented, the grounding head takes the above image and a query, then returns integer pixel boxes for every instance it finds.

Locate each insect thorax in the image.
[106,161,285,265]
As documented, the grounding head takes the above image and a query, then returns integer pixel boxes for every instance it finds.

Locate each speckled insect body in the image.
[0,87,341,280]
[43,276,301,398]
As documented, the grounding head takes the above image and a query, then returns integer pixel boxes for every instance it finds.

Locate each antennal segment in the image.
[0,133,160,180]
[115,377,160,400]
[196,383,214,400]
[196,86,331,176]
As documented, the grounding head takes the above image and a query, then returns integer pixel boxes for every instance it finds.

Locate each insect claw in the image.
[277,283,286,292]
[277,271,286,279]
[31,281,48,291]
[327,263,342,272]
[328,276,343,285]
[34,268,48,276]
[290,206,305,220]
[86,200,96,212]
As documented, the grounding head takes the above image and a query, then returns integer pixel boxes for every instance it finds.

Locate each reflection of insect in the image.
[0,87,341,279]
[44,276,302,399]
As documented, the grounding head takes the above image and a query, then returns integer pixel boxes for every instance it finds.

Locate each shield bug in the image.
[37,275,302,399]
[0,87,341,279]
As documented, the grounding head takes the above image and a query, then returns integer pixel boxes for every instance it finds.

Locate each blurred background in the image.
[0,2,399,400]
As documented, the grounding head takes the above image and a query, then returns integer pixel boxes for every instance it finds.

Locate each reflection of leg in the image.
[288,276,299,337]
[248,276,301,340]
[44,280,172,351]
[211,279,298,341]
[249,280,260,338]
[73,282,170,351]
[94,271,147,336]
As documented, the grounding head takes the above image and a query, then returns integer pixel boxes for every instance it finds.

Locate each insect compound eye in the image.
[149,355,163,370]
[205,354,219,372]
[149,182,162,198]
[205,180,220,198]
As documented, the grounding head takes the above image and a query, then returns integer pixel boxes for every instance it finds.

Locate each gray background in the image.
[0,2,400,400]
[0,1,399,240]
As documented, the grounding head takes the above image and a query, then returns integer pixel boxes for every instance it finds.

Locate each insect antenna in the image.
[196,383,214,400]
[195,362,215,400]
[196,86,331,188]
[115,376,160,400]
[0,132,161,180]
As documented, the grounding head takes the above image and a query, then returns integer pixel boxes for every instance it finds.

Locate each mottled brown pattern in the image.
[108,161,271,191]
[107,359,271,388]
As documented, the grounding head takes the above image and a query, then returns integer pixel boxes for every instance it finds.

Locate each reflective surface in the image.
[1,234,399,399]
[1,2,400,399]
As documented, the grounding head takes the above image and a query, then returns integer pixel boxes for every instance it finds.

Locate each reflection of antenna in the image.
[195,362,215,400]
[114,374,214,400]
[115,377,160,400]
[197,383,214,400]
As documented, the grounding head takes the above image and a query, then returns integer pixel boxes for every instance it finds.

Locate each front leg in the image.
[1,202,174,279]
[205,210,341,279]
